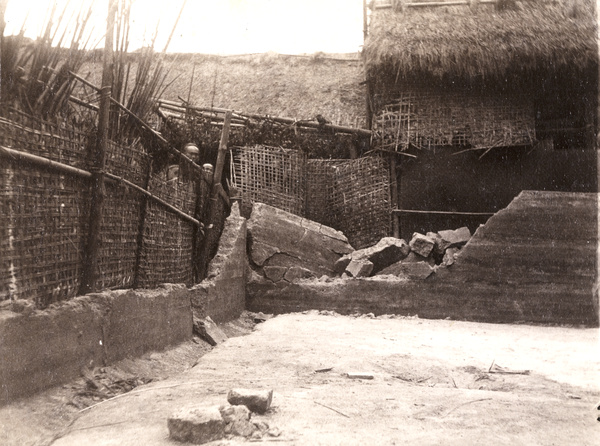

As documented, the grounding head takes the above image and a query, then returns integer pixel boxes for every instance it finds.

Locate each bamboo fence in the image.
[0,106,228,307]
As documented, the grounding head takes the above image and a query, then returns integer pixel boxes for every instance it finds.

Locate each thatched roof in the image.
[364,0,598,84]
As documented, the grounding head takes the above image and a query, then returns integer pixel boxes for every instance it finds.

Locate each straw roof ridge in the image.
[364,0,598,82]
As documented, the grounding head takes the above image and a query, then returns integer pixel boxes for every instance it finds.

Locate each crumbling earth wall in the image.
[190,203,248,322]
[1,205,250,404]
[0,285,192,403]
[247,191,598,326]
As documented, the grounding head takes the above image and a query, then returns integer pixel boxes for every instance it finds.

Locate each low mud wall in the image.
[0,285,192,403]
[248,191,598,326]
[1,206,249,404]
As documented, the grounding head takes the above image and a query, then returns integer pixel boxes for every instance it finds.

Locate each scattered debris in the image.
[315,367,334,373]
[168,406,225,444]
[488,363,530,375]
[314,401,351,418]
[442,398,493,418]
[346,372,374,380]
[193,316,228,346]
[220,404,255,437]
[227,388,274,414]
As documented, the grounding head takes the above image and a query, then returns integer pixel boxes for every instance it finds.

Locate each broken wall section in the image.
[247,202,353,288]
[191,203,248,323]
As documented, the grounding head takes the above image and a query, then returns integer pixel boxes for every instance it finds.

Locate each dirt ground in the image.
[1,311,598,446]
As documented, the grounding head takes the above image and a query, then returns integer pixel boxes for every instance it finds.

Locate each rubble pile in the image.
[247,201,472,284]
[335,227,472,280]
[168,388,279,444]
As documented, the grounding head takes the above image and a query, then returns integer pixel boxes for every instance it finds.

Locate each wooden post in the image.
[79,0,116,295]
[389,155,400,238]
[197,111,233,280]
[132,160,153,288]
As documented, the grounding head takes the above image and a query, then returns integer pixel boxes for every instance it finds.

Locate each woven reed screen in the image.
[374,91,536,151]
[306,157,391,249]
[0,108,217,306]
[137,173,197,288]
[233,145,391,249]
[232,145,306,216]
[0,108,90,306]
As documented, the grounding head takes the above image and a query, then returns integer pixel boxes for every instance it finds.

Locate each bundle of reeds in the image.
[364,0,597,83]
[107,0,185,144]
[0,1,97,120]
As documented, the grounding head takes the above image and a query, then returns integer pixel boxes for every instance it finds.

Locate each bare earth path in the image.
[3,312,599,445]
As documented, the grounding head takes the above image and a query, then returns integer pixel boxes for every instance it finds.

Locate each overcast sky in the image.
[4,0,365,54]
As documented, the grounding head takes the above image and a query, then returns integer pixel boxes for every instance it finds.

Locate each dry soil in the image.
[1,311,598,445]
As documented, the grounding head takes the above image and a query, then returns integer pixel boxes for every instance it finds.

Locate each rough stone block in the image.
[284,266,315,283]
[348,237,411,274]
[250,241,280,267]
[193,316,227,346]
[227,388,273,414]
[427,232,451,256]
[409,233,435,257]
[438,227,472,248]
[402,251,436,266]
[345,259,374,278]
[168,406,225,444]
[442,247,461,266]
[248,203,353,277]
[219,404,255,437]
[263,266,287,282]
[333,255,352,275]
[377,261,434,280]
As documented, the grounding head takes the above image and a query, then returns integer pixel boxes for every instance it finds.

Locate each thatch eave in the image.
[364,1,598,85]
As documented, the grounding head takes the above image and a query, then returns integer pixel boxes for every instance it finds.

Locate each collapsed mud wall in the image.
[247,191,598,326]
[190,203,247,323]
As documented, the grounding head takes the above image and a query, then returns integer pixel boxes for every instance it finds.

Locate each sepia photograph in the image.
[0,0,598,444]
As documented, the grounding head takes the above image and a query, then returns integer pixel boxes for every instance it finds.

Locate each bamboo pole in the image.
[392,209,495,216]
[158,99,372,137]
[80,0,116,295]
[389,156,400,237]
[197,111,233,281]
[0,145,92,178]
[132,160,152,288]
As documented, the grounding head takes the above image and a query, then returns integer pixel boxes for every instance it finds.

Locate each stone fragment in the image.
[377,261,434,280]
[284,266,315,282]
[442,247,461,266]
[227,388,273,414]
[346,237,411,274]
[333,255,352,275]
[345,259,374,278]
[219,404,255,437]
[263,266,287,282]
[248,203,353,277]
[193,316,227,346]
[168,406,225,444]
[409,233,435,257]
[438,226,472,248]
[402,251,436,267]
[427,232,451,256]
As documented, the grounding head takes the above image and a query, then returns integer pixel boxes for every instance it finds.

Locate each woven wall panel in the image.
[0,161,89,306]
[232,145,306,216]
[374,91,535,151]
[137,174,197,288]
